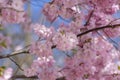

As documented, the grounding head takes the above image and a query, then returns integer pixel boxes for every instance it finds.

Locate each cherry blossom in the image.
[33,24,55,39]
[29,41,53,57]
[1,0,120,80]
[52,31,78,51]
[0,67,13,80]
[1,9,25,24]
[24,56,57,80]
[43,3,59,22]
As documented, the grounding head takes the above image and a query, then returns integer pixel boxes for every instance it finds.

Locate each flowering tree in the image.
[0,0,120,80]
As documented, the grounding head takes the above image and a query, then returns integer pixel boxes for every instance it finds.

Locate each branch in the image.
[0,24,120,58]
[0,7,24,12]
[11,75,65,80]
[77,24,120,37]
[84,10,94,26]
[8,57,24,71]
[11,75,37,79]
[0,49,29,59]
[52,24,120,49]
[11,72,120,80]
[1,24,120,80]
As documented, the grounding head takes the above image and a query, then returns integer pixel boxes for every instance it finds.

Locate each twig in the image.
[1,7,24,12]
[0,24,120,59]
[52,24,120,49]
[11,75,65,80]
[11,73,120,80]
[77,24,120,37]
[11,75,37,79]
[84,10,94,26]
[0,49,29,59]
[8,57,24,71]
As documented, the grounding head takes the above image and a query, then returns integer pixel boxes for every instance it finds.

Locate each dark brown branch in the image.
[0,7,24,12]
[77,24,120,37]
[52,45,56,49]
[56,77,66,80]
[52,24,120,49]
[11,75,65,80]
[11,73,120,80]
[1,24,119,80]
[1,23,120,80]
[0,24,120,59]
[0,49,29,59]
[12,75,37,79]
[84,10,94,26]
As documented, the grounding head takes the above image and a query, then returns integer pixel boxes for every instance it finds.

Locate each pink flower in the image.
[11,0,24,11]
[29,41,53,57]
[43,3,58,22]
[1,9,25,23]
[24,56,57,80]
[0,68,13,80]
[33,24,55,39]
[52,31,78,51]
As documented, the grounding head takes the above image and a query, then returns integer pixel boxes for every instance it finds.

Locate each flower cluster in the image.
[22,0,120,80]
[24,56,57,80]
[0,0,120,80]
[0,0,26,24]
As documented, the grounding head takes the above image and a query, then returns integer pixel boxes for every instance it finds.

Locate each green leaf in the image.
[0,24,3,31]
[118,66,120,70]
[60,30,65,35]
[72,48,77,54]
[1,66,6,69]
[0,66,6,76]
[0,41,7,48]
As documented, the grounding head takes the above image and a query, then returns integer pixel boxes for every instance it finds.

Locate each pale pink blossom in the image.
[33,24,55,39]
[1,9,25,23]
[29,41,53,57]
[11,0,24,11]
[43,3,58,22]
[0,68,13,80]
[52,31,78,51]
[24,56,57,80]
